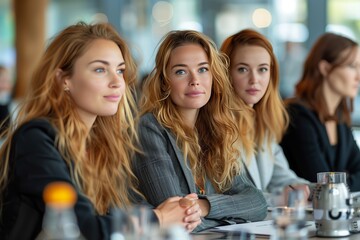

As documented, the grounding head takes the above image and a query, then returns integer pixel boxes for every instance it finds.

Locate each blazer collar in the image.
[163,129,198,193]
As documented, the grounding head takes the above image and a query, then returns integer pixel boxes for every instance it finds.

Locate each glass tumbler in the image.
[111,205,159,240]
[270,189,308,240]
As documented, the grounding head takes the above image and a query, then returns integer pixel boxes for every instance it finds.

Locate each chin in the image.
[99,109,118,116]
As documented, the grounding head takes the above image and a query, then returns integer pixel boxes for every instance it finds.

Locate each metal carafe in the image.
[312,172,352,237]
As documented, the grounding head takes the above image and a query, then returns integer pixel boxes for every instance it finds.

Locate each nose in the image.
[189,72,199,86]
[249,70,259,84]
[110,71,124,88]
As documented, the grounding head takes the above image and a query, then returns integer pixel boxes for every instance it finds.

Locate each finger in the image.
[165,196,182,203]
[184,209,201,222]
[186,219,202,232]
[185,193,198,199]
[185,203,200,214]
[179,197,196,207]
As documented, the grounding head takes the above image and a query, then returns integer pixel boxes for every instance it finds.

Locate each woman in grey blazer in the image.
[220,29,310,198]
[134,30,267,232]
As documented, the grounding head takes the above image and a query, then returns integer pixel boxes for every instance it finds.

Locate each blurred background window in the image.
[0,0,359,127]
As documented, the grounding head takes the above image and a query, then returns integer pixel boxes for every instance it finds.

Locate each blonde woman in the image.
[220,29,310,199]
[134,30,267,231]
[0,22,201,240]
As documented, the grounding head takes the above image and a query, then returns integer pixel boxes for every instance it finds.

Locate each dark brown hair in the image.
[294,32,358,125]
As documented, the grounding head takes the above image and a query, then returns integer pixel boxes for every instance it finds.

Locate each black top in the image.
[0,118,152,240]
[280,102,360,191]
[0,104,10,135]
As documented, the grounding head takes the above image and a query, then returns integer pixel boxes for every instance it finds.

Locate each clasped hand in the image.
[154,193,202,232]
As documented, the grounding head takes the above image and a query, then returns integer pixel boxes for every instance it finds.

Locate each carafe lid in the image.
[317,172,347,184]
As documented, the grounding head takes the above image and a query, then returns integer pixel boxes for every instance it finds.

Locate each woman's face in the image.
[230,45,271,107]
[166,43,212,115]
[64,39,126,127]
[324,46,360,99]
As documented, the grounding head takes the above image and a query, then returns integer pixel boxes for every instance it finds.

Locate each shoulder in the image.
[139,113,168,134]
[286,101,311,115]
[137,113,176,148]
[139,112,158,124]
[11,118,57,153]
[286,101,319,124]
[13,118,56,140]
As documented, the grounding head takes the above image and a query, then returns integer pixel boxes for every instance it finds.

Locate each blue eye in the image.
[117,68,125,74]
[95,68,105,73]
[199,67,209,73]
[175,70,186,75]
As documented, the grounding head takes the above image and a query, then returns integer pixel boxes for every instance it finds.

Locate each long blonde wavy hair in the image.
[140,30,253,192]
[0,22,140,214]
[220,29,289,150]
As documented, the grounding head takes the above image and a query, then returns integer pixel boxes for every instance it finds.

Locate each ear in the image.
[55,68,70,90]
[318,60,331,77]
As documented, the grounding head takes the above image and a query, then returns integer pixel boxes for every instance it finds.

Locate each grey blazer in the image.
[245,140,310,198]
[133,113,267,231]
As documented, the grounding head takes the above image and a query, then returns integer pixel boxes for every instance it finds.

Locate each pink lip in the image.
[104,95,121,102]
[246,89,259,95]
[185,91,205,97]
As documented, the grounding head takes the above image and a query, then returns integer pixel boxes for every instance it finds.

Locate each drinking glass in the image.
[270,189,308,240]
[111,205,159,240]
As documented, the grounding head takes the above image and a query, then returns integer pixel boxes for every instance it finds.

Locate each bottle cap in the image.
[43,181,77,207]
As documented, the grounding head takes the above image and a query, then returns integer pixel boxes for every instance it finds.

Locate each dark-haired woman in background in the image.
[280,33,360,191]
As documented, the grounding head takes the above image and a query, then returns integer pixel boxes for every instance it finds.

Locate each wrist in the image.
[198,199,210,217]
[153,209,163,226]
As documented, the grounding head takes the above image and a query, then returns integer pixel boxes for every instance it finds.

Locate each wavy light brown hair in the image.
[294,33,358,125]
[220,29,289,149]
[140,30,252,192]
[0,22,140,214]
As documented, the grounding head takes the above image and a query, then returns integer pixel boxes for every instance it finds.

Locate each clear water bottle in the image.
[36,181,84,240]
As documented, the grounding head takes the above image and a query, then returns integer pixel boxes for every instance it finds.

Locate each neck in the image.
[322,82,341,116]
[77,111,96,135]
[179,109,199,129]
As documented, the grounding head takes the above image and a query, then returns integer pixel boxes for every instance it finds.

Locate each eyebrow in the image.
[171,62,209,70]
[88,60,125,67]
[235,62,269,67]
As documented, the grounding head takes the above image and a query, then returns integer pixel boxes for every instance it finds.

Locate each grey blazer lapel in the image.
[164,130,197,193]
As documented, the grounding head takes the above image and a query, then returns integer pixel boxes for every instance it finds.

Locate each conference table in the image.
[190,212,360,240]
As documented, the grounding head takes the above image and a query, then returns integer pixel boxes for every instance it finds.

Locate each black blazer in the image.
[0,119,112,240]
[280,103,360,191]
